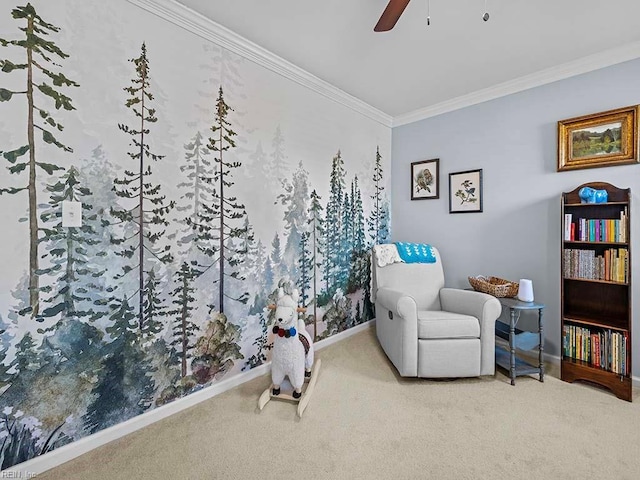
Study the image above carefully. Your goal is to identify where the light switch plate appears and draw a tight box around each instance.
[62,201,82,227]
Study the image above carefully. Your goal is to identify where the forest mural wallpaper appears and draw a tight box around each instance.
[0,0,391,470]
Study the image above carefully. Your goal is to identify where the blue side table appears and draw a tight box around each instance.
[495,297,545,386]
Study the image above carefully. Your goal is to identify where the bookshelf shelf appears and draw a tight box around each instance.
[563,241,628,246]
[561,182,632,402]
[563,277,628,286]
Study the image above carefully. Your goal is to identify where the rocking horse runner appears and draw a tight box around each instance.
[258,288,321,417]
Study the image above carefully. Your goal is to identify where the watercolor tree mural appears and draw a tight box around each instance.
[0,3,391,470]
[0,3,79,316]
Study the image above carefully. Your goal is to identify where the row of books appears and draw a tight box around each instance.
[562,248,628,283]
[563,324,628,375]
[563,209,628,242]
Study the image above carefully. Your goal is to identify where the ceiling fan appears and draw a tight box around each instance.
[374,0,491,32]
[374,0,411,32]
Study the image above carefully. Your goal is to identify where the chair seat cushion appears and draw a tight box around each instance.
[417,310,480,339]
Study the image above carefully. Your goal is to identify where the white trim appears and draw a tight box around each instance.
[314,319,374,350]
[5,320,375,476]
[393,41,640,127]
[125,0,392,128]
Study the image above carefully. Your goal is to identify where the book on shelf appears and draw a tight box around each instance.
[564,213,572,241]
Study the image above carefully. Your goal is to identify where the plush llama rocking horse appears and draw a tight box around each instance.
[257,288,321,417]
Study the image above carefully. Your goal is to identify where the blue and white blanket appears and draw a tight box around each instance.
[394,242,436,264]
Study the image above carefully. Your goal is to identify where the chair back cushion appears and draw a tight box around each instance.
[372,244,444,310]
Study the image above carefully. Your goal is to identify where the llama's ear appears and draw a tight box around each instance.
[278,287,284,299]
[292,289,299,303]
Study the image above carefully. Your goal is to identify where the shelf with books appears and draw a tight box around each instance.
[562,323,629,374]
[561,182,632,402]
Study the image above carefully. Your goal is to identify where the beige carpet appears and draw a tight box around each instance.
[37,327,640,480]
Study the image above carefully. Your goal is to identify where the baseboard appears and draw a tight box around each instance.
[5,320,375,476]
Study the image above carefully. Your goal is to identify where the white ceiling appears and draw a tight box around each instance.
[175,0,640,120]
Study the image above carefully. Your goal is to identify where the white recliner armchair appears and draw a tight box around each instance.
[372,244,501,378]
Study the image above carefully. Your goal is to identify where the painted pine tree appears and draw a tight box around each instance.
[339,179,354,287]
[168,262,200,378]
[243,310,271,370]
[247,239,267,315]
[277,161,310,283]
[347,176,368,295]
[263,255,274,297]
[368,146,389,246]
[78,147,123,323]
[198,44,250,168]
[268,125,288,186]
[177,131,212,258]
[247,140,267,180]
[0,4,79,316]
[38,166,107,325]
[298,230,313,308]
[352,177,366,253]
[269,232,284,286]
[111,43,174,331]
[307,189,325,339]
[324,150,346,296]
[0,317,13,389]
[191,86,249,314]
[140,268,168,341]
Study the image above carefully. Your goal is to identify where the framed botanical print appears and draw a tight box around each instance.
[449,169,482,213]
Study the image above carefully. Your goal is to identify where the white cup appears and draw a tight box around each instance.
[517,279,534,302]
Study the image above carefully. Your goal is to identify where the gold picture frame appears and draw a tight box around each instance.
[557,105,639,172]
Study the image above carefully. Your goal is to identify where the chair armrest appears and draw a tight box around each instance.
[376,287,417,320]
[440,288,501,376]
[440,288,501,325]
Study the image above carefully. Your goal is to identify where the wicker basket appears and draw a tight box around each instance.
[468,275,519,298]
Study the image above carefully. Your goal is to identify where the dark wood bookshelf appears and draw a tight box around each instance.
[561,182,632,401]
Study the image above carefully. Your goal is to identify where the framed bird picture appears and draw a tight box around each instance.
[449,169,483,213]
[411,158,439,200]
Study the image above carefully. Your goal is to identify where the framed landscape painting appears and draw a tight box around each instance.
[411,158,439,200]
[449,169,482,213]
[558,105,639,171]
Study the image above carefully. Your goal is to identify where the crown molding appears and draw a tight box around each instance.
[126,0,393,128]
[393,40,640,127]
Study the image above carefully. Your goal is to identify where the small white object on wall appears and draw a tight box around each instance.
[62,201,82,227]
[517,279,534,302]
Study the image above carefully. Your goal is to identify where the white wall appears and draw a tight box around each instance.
[392,58,640,376]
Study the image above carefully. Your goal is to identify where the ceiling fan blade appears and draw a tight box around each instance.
[374,0,411,32]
